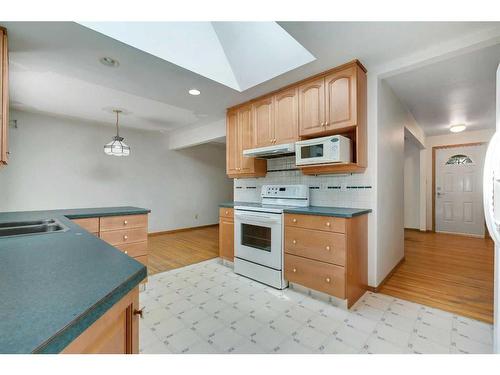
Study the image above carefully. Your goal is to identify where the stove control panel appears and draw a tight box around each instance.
[261,184,309,199]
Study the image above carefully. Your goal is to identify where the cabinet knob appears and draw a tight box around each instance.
[123,235,128,240]
[123,220,128,225]
[292,239,297,244]
[293,268,297,273]
[325,277,331,283]
[326,222,331,227]
[225,211,229,215]
[133,308,144,319]
[325,245,331,251]
[124,250,128,254]
[292,218,297,223]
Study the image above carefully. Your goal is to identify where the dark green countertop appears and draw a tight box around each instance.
[220,202,371,218]
[0,206,150,354]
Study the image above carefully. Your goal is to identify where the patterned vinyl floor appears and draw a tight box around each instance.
[139,259,493,354]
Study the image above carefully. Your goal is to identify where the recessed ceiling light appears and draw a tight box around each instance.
[188,89,201,96]
[99,56,119,68]
[450,124,466,133]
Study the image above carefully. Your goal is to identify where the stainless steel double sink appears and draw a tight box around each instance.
[0,219,69,238]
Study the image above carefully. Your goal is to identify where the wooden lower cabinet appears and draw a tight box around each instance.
[284,213,368,308]
[62,287,139,354]
[219,208,234,261]
[71,214,149,282]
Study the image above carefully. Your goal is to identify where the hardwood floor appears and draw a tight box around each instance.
[147,225,219,275]
[379,229,494,323]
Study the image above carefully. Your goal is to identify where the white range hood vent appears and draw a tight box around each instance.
[243,143,295,159]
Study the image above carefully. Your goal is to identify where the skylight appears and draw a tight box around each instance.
[78,22,315,92]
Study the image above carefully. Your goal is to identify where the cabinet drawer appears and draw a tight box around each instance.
[285,227,346,266]
[100,214,148,232]
[284,254,345,299]
[115,241,148,258]
[72,218,99,233]
[219,207,234,218]
[285,214,345,233]
[100,227,147,246]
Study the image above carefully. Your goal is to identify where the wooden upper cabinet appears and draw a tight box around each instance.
[325,66,357,131]
[226,110,239,175]
[238,105,254,173]
[252,97,274,148]
[298,77,325,137]
[226,106,266,178]
[0,27,9,166]
[274,87,299,144]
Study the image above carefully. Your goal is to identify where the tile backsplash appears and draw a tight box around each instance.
[234,156,373,209]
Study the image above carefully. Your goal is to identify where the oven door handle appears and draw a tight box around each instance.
[234,212,281,224]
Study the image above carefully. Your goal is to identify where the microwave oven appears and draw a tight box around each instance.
[295,135,352,166]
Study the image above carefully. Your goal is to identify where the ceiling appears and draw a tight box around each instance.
[2,21,499,132]
[386,42,500,136]
[79,22,315,92]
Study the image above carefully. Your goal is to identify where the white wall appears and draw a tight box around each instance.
[376,80,418,285]
[404,137,421,229]
[0,110,233,232]
[424,128,494,230]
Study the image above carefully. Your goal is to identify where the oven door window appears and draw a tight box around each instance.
[241,223,271,252]
[301,144,324,159]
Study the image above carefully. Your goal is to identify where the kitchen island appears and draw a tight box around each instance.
[0,206,150,354]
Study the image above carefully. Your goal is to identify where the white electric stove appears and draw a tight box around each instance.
[234,185,309,289]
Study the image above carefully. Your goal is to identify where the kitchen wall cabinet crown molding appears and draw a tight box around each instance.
[226,60,367,178]
[0,27,9,166]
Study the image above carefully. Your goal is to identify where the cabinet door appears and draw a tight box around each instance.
[62,288,139,354]
[274,87,298,144]
[226,110,239,174]
[238,105,255,173]
[0,28,8,166]
[252,96,274,148]
[325,66,357,131]
[219,217,234,261]
[298,77,325,137]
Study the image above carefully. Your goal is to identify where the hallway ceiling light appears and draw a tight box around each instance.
[104,109,130,156]
[188,89,201,96]
[449,124,466,133]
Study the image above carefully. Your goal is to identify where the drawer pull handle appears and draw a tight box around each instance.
[292,239,297,244]
[325,245,331,251]
[325,277,331,283]
[293,268,297,273]
[292,218,297,223]
[326,222,331,227]
[123,235,128,240]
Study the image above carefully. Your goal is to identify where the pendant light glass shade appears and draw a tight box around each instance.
[104,136,130,156]
[104,110,130,156]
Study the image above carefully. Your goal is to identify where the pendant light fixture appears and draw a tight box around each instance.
[104,109,130,157]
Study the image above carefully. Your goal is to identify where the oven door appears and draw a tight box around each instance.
[234,210,282,270]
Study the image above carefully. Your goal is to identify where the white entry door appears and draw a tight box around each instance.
[435,144,486,236]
